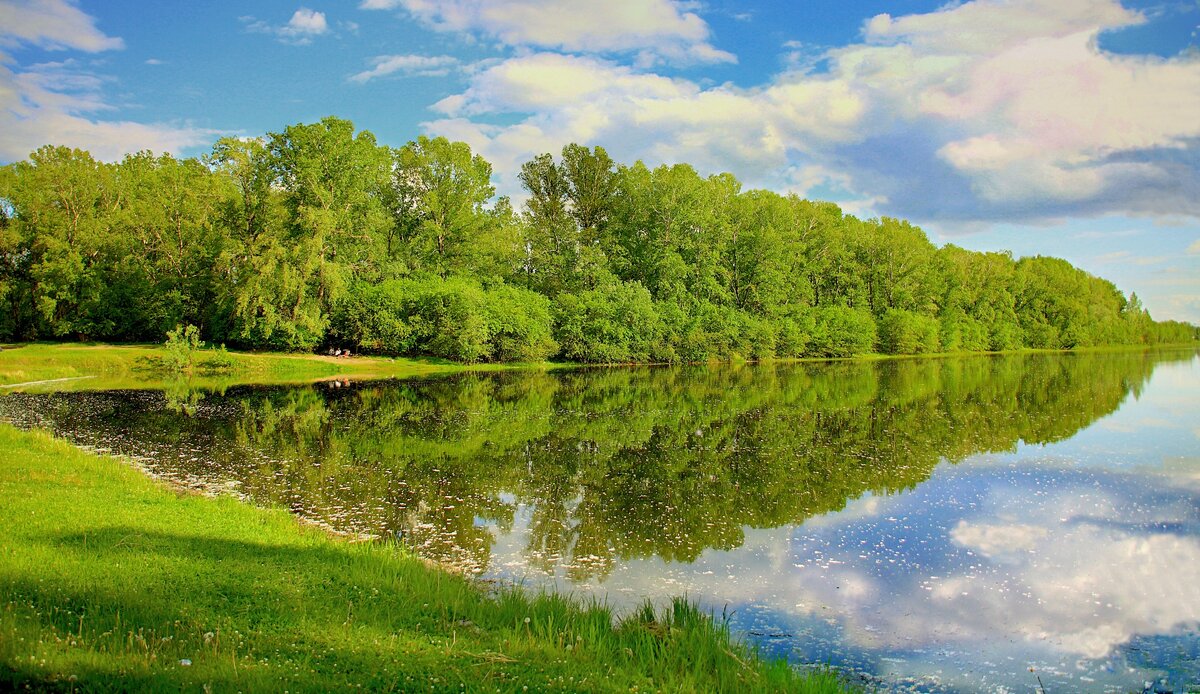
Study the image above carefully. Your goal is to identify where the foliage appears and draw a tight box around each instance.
[162,323,204,372]
[554,281,660,363]
[198,343,237,372]
[878,309,940,355]
[332,276,557,363]
[808,306,877,358]
[0,118,1194,361]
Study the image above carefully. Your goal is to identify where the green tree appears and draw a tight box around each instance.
[518,153,577,294]
[394,136,496,276]
[1,146,120,338]
[561,144,617,244]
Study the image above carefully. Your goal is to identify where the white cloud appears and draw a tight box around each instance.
[421,0,1200,227]
[423,51,863,199]
[949,520,1047,555]
[359,0,734,65]
[0,2,218,162]
[244,7,329,45]
[350,54,459,83]
[862,0,1139,54]
[0,0,124,52]
[1188,239,1200,254]
[281,8,328,38]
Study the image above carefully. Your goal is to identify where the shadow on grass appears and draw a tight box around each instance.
[4,525,836,692]
[2,526,525,692]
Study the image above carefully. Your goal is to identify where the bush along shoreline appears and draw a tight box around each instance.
[0,117,1195,364]
[0,424,847,692]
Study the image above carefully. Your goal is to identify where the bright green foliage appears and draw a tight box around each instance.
[1,146,119,338]
[554,281,660,363]
[394,136,500,277]
[0,118,1194,358]
[105,152,229,339]
[518,152,578,294]
[267,117,392,304]
[162,323,203,372]
[808,306,878,358]
[878,309,940,354]
[515,145,620,296]
[561,144,617,241]
[332,277,557,363]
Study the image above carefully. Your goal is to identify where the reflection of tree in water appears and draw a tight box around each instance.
[3,350,1191,577]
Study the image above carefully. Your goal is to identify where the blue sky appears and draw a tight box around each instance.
[1,0,1198,322]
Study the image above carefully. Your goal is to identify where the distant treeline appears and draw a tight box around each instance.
[0,117,1194,361]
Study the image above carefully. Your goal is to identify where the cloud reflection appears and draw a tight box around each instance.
[490,462,1200,690]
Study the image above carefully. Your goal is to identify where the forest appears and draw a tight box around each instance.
[0,116,1194,362]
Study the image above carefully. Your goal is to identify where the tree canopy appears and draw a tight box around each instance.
[0,117,1194,360]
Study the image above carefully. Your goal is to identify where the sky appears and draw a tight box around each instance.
[1,0,1198,323]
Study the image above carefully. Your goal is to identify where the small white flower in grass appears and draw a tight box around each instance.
[179,659,191,666]
[523,617,530,624]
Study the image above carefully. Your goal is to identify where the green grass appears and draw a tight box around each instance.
[0,425,847,692]
[4,341,1193,393]
[0,343,549,392]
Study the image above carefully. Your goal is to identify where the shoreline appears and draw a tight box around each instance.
[0,423,844,692]
[2,340,1195,392]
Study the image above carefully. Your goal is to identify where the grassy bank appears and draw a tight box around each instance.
[6,341,1195,393]
[0,343,539,392]
[0,425,844,692]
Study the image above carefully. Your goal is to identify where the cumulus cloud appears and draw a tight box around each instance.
[350,54,459,83]
[423,51,861,199]
[0,2,217,162]
[244,7,329,45]
[282,8,328,37]
[420,0,1200,226]
[359,0,734,65]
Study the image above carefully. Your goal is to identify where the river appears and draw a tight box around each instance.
[2,350,1197,692]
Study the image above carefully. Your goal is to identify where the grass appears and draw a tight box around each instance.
[0,424,847,692]
[0,343,547,392]
[4,341,1193,393]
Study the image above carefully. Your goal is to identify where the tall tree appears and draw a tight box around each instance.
[107,152,229,338]
[268,116,392,294]
[560,144,616,245]
[394,136,495,276]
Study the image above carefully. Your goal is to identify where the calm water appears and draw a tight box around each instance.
[3,351,1198,692]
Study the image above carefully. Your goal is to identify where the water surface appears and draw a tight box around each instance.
[3,350,1197,692]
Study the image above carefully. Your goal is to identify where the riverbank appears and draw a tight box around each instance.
[0,424,844,692]
[4,341,1195,394]
[0,343,545,392]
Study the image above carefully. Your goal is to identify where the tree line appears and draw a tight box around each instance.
[0,116,1194,361]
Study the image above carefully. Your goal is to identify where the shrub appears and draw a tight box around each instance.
[878,309,940,354]
[162,323,203,372]
[554,281,660,363]
[332,277,556,363]
[198,344,237,372]
[807,306,876,358]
